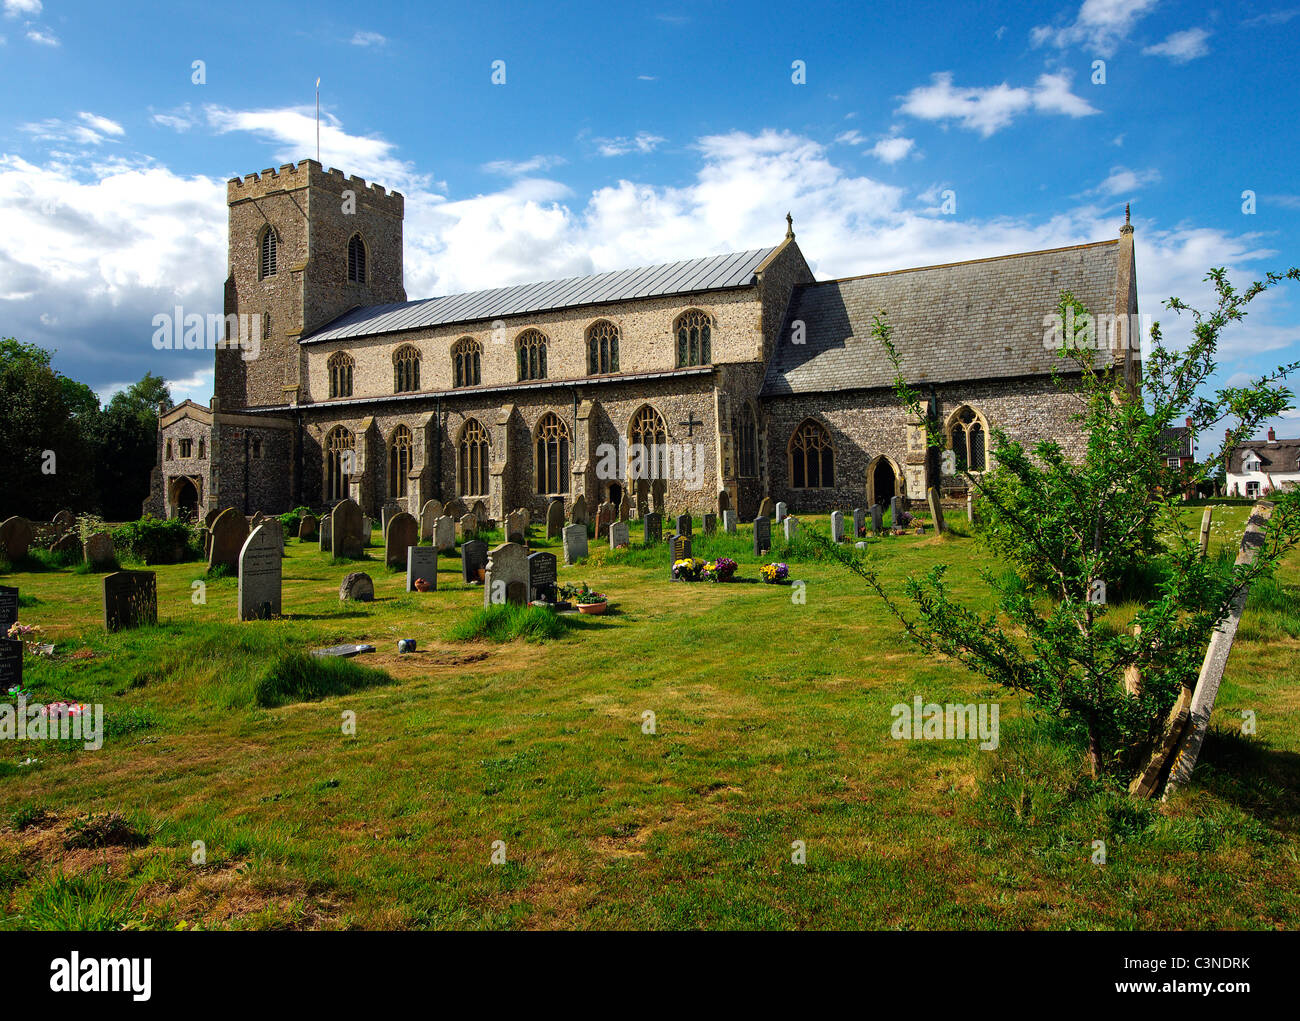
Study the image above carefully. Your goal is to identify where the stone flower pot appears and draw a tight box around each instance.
[577,600,608,615]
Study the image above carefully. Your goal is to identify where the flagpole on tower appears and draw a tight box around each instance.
[315,77,321,162]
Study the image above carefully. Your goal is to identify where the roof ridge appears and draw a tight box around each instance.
[810,239,1118,287]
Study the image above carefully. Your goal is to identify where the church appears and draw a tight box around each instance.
[146,158,1139,523]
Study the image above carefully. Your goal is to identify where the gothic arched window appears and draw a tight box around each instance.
[628,404,668,482]
[393,344,421,393]
[452,337,481,388]
[388,424,412,498]
[535,412,569,495]
[328,351,354,398]
[789,418,834,489]
[675,309,712,367]
[458,418,490,497]
[587,320,620,375]
[517,329,548,381]
[948,406,988,472]
[259,226,278,279]
[325,426,355,502]
[347,234,367,284]
[733,403,758,477]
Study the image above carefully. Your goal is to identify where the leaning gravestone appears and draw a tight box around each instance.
[332,500,365,559]
[406,545,438,592]
[618,494,631,522]
[471,499,488,520]
[757,497,773,519]
[609,520,630,548]
[870,504,883,536]
[703,513,716,536]
[50,532,80,557]
[319,515,333,554]
[570,495,589,527]
[927,487,947,534]
[208,509,249,572]
[385,511,418,568]
[204,508,222,529]
[675,514,692,538]
[339,572,374,602]
[102,571,157,632]
[562,523,588,565]
[52,509,75,534]
[420,499,443,541]
[670,534,691,579]
[831,511,845,543]
[461,539,488,583]
[434,515,456,553]
[237,524,282,621]
[774,502,788,523]
[298,512,318,540]
[0,637,22,693]
[528,551,558,603]
[753,516,772,556]
[0,516,34,562]
[643,512,662,546]
[483,542,529,608]
[546,500,565,540]
[0,585,18,636]
[84,532,115,569]
[722,510,737,534]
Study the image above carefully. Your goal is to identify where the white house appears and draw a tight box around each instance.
[1226,428,1300,498]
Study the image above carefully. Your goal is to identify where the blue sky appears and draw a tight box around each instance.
[2,0,1299,446]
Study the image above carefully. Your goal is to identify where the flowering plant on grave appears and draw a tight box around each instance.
[7,622,48,656]
[703,557,738,582]
[673,558,705,581]
[560,581,606,605]
[760,562,789,584]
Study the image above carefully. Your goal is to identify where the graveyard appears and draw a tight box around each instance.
[1,500,1298,930]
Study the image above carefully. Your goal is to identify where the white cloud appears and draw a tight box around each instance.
[637,74,658,81]
[21,112,125,146]
[481,154,566,176]
[1092,165,1161,196]
[349,30,386,47]
[4,0,42,16]
[1142,28,1211,63]
[595,132,667,157]
[78,112,125,137]
[151,104,200,132]
[25,27,57,45]
[835,130,865,145]
[870,135,916,164]
[1031,0,1161,57]
[898,71,1097,136]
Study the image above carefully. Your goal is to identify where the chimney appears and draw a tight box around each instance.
[1185,417,1192,428]
[1268,427,1277,442]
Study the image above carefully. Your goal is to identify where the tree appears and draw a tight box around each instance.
[89,373,172,521]
[816,268,1300,781]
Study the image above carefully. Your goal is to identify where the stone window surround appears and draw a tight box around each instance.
[788,416,835,490]
[945,404,991,474]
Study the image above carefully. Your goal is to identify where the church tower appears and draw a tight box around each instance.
[215,159,406,412]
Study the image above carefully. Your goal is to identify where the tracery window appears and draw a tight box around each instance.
[517,329,548,381]
[789,419,834,489]
[535,412,569,494]
[587,320,620,375]
[675,309,712,367]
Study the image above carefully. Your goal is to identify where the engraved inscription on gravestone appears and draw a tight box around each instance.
[102,571,158,632]
[0,585,17,636]
[753,516,771,556]
[528,551,558,603]
[0,637,22,692]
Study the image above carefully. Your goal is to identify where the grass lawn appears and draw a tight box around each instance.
[1,505,1297,930]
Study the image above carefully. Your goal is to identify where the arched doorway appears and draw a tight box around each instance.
[169,477,200,520]
[608,482,624,508]
[867,455,900,509]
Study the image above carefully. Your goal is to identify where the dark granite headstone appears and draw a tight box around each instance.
[528,551,558,603]
[102,571,157,632]
[670,533,692,579]
[461,539,488,584]
[643,512,662,546]
[0,637,21,692]
[703,513,716,535]
[675,514,692,537]
[0,585,17,636]
[753,516,771,556]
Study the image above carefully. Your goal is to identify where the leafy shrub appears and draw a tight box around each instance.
[111,515,201,565]
[254,651,393,708]
[278,505,313,539]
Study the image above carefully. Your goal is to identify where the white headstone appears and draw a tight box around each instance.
[609,520,630,548]
[830,511,845,543]
[775,502,788,523]
[434,515,456,552]
[237,524,282,621]
[783,516,800,542]
[563,523,588,565]
[722,510,737,534]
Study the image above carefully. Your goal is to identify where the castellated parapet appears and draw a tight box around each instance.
[226,160,405,218]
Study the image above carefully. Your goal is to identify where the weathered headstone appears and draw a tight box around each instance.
[830,511,845,543]
[471,499,488,521]
[443,498,467,520]
[208,509,248,572]
[652,479,666,515]
[618,494,631,522]
[0,517,34,562]
[505,509,527,544]
[0,638,21,693]
[643,512,662,546]
[595,502,614,541]
[775,502,788,523]
[385,511,418,568]
[852,507,865,538]
[546,499,565,540]
[52,509,76,534]
[50,532,80,557]
[570,495,589,526]
[237,524,282,620]
[889,496,903,529]
[528,551,558,603]
[381,500,402,535]
[784,516,800,542]
[703,513,716,536]
[757,497,773,519]
[406,545,438,592]
[927,487,946,534]
[298,512,318,540]
[722,510,737,534]
[461,538,489,583]
[718,490,730,514]
[434,515,456,553]
[339,572,374,602]
[753,516,771,556]
[319,515,333,554]
[562,523,588,565]
[675,514,692,537]
[361,517,373,547]
[102,571,157,632]
[870,504,883,535]
[670,534,692,579]
[419,499,443,541]
[967,490,976,525]
[83,532,115,570]
[204,508,222,529]
[0,585,18,636]
[635,479,650,518]
[331,499,365,559]
[609,520,630,548]
[484,542,529,608]
[457,512,478,539]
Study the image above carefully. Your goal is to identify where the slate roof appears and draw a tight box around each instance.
[1160,426,1193,459]
[302,246,780,343]
[762,240,1120,395]
[1229,440,1300,474]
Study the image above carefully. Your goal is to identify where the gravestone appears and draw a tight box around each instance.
[433,515,456,553]
[381,500,402,535]
[508,509,529,544]
[675,514,692,538]
[339,572,374,602]
[458,512,478,539]
[570,495,589,526]
[643,512,662,546]
[651,479,666,515]
[669,534,692,579]
[204,508,222,529]
[753,516,772,556]
[331,499,365,559]
[483,542,529,608]
[249,511,265,533]
[562,523,588,565]
[385,511,418,568]
[889,496,903,529]
[870,504,883,535]
[0,638,21,693]
[852,507,865,538]
[50,532,80,557]
[361,517,373,547]
[419,499,443,541]
[703,513,716,536]
[757,497,773,519]
[406,545,438,592]
[443,498,467,520]
[618,494,631,522]
[634,479,650,518]
[784,517,800,542]
[927,487,946,534]
[546,500,565,540]
[0,516,34,562]
[102,571,157,632]
[718,490,730,514]
[831,511,845,543]
[52,509,76,534]
[0,585,18,636]
[528,551,558,603]
[471,499,488,521]
[208,509,248,572]
[263,518,285,557]
[967,490,975,525]
[298,512,318,540]
[774,502,788,523]
[609,520,630,548]
[461,539,489,583]
[201,527,212,559]
[595,502,614,541]
[237,524,282,621]
[319,515,333,554]
[84,532,115,569]
[722,510,737,534]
